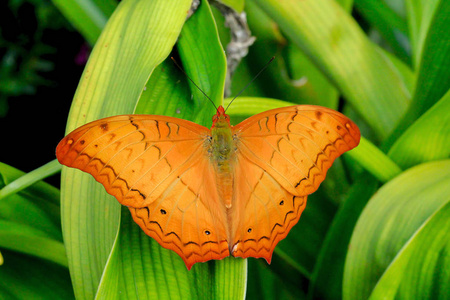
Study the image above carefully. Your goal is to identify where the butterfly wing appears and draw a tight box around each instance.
[56,115,229,269]
[230,105,360,261]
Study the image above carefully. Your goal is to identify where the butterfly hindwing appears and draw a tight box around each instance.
[129,156,230,269]
[230,155,307,262]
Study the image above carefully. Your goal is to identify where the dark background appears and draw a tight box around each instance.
[0,0,86,186]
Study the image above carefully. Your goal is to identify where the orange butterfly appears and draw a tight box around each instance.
[56,104,360,269]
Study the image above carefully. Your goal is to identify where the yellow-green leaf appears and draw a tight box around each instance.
[60,1,192,298]
[344,160,450,299]
[252,0,410,140]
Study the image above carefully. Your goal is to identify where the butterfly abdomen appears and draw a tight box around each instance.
[210,116,236,210]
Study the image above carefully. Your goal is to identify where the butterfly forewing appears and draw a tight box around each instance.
[233,105,360,196]
[57,115,207,205]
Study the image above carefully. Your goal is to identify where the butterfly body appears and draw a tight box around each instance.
[57,104,360,269]
[210,106,236,209]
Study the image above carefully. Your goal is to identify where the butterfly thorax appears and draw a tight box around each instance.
[210,106,236,209]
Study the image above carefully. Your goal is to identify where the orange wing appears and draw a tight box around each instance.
[230,105,360,262]
[56,115,229,269]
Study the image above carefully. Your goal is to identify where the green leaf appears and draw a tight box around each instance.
[51,0,116,45]
[283,42,339,109]
[354,0,410,63]
[405,0,440,68]
[410,0,450,114]
[346,137,402,183]
[60,1,193,299]
[343,160,450,300]
[177,0,227,126]
[389,89,450,168]
[224,96,293,116]
[0,220,67,267]
[272,191,336,278]
[97,207,247,299]
[368,201,450,300]
[235,0,339,109]
[0,162,61,240]
[135,60,193,119]
[308,174,378,300]
[252,0,410,140]
[95,1,246,299]
[386,0,450,147]
[0,160,61,201]
[217,0,245,12]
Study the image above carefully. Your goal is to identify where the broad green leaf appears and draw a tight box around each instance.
[386,0,450,146]
[405,0,440,68]
[383,50,415,94]
[368,201,450,300]
[135,60,194,118]
[354,0,410,63]
[308,174,378,300]
[283,42,339,109]
[252,0,410,140]
[98,208,246,300]
[389,89,450,168]
[60,1,192,299]
[410,0,450,113]
[51,0,115,45]
[96,1,246,299]
[343,160,450,300]
[176,5,246,297]
[177,0,227,126]
[236,0,339,109]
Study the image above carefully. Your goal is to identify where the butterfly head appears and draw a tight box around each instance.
[212,105,230,128]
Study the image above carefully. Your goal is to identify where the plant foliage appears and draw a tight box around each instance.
[0,0,449,299]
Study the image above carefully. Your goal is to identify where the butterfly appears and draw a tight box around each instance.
[56,104,360,270]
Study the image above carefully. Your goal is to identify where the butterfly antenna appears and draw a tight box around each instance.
[170,57,218,111]
[224,56,275,112]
